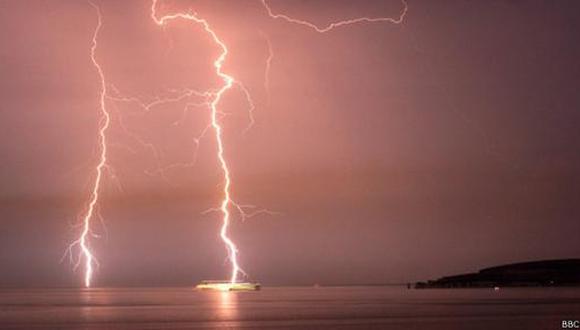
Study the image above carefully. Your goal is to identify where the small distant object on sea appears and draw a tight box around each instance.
[414,259,580,289]
[196,280,261,291]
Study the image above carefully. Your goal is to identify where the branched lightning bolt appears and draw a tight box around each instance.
[261,0,408,33]
[144,0,406,285]
[107,86,213,183]
[63,0,406,288]
[259,0,407,111]
[151,0,249,283]
[66,1,110,288]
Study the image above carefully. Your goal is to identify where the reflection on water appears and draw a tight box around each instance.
[51,287,240,325]
[77,288,118,323]
[216,290,238,320]
[0,286,579,329]
[78,288,93,321]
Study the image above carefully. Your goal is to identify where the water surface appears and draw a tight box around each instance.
[0,286,578,329]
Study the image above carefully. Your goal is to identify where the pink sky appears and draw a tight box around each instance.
[0,0,579,287]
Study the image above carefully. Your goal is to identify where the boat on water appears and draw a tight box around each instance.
[196,280,261,291]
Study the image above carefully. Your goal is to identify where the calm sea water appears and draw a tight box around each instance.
[0,286,578,329]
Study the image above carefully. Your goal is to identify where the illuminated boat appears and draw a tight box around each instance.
[196,280,261,291]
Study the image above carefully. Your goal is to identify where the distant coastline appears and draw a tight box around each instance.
[415,259,580,289]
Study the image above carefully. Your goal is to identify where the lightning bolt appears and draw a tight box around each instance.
[259,31,274,105]
[144,0,405,286]
[150,0,248,284]
[259,0,407,114]
[261,0,408,33]
[66,1,110,288]
[107,86,212,183]
[64,0,406,288]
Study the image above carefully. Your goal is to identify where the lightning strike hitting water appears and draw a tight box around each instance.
[67,1,110,288]
[64,0,406,288]
[144,0,407,286]
[151,0,246,284]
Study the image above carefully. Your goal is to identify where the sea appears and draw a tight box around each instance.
[0,286,578,329]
